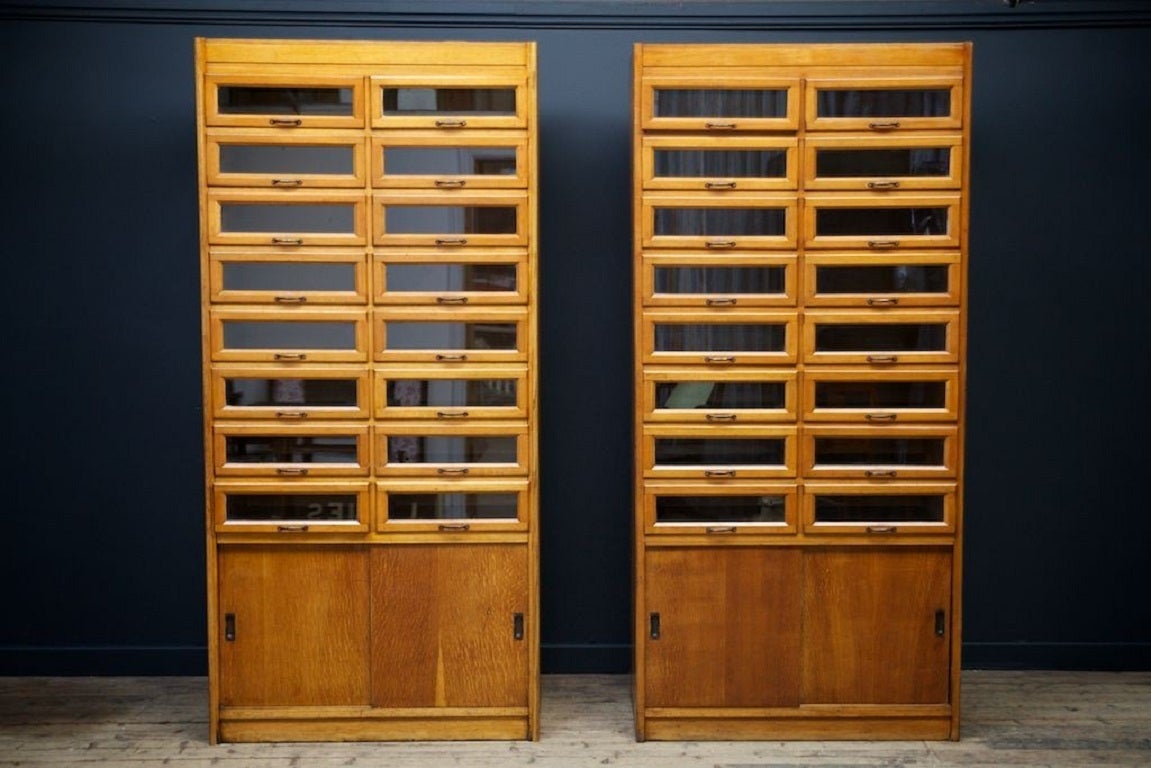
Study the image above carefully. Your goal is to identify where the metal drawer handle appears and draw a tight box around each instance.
[436,410,470,419]
[273,295,308,304]
[865,413,898,423]
[272,237,303,246]
[271,178,304,187]
[704,181,737,190]
[269,118,302,127]
[705,297,737,307]
[868,121,902,130]
[435,238,468,246]
[437,467,470,476]
[705,121,737,130]
[277,524,310,532]
[435,119,468,128]
[438,523,471,532]
[275,468,309,476]
[705,239,736,249]
[435,353,468,362]
[704,470,736,478]
[275,411,309,419]
[705,413,737,422]
[706,526,737,534]
[436,296,469,305]
[273,353,307,361]
[434,179,467,188]
[865,469,898,479]
[704,355,736,364]
[866,355,898,364]
[867,525,898,534]
[867,240,900,249]
[866,297,899,307]
[867,180,901,190]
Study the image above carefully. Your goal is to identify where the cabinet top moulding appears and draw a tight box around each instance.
[199,38,534,68]
[636,42,970,69]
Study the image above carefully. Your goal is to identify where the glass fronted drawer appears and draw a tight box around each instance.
[801,425,958,479]
[204,75,364,129]
[804,193,961,250]
[372,191,528,248]
[374,250,527,306]
[640,75,800,131]
[208,248,367,305]
[642,254,796,308]
[214,423,370,477]
[374,365,528,421]
[802,310,960,365]
[371,73,529,129]
[207,189,367,247]
[372,132,528,189]
[643,310,797,366]
[210,308,369,363]
[801,482,957,536]
[642,424,797,479]
[213,480,370,533]
[374,307,529,363]
[641,136,797,191]
[643,481,797,535]
[375,423,529,477]
[804,76,963,131]
[376,478,529,533]
[804,133,963,191]
[642,193,797,250]
[204,130,366,188]
[643,367,797,423]
[804,251,960,308]
[802,368,960,423]
[211,365,370,420]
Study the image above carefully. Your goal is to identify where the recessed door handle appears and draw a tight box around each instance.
[513,613,525,641]
[224,613,236,642]
[649,612,661,639]
[935,609,947,637]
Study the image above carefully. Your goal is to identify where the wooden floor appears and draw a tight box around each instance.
[1,672,1148,766]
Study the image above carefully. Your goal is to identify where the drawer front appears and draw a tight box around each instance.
[204,74,365,129]
[804,133,964,191]
[207,189,367,247]
[804,251,961,308]
[643,367,797,424]
[801,425,959,479]
[372,132,528,189]
[642,193,798,250]
[643,481,798,535]
[208,248,368,305]
[214,423,370,477]
[643,310,798,366]
[370,73,530,129]
[213,480,370,533]
[210,308,369,363]
[374,250,528,306]
[801,481,957,536]
[643,424,797,480]
[376,479,529,533]
[640,76,800,131]
[374,365,529,421]
[802,368,960,424]
[211,365,371,420]
[804,193,962,250]
[375,423,529,477]
[373,191,528,248]
[642,254,797,308]
[204,130,367,188]
[802,310,960,365]
[804,75,964,131]
[641,135,798,192]
[374,307,529,364]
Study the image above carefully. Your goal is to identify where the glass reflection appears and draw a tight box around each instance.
[225,377,358,408]
[654,437,785,466]
[384,322,517,351]
[386,379,517,408]
[654,207,786,236]
[654,266,785,295]
[382,88,516,116]
[225,494,358,522]
[386,435,517,464]
[218,86,353,116]
[815,148,950,178]
[655,381,785,410]
[814,495,944,524]
[815,265,948,294]
[816,89,950,118]
[388,492,518,520]
[654,89,788,118]
[814,381,946,409]
[815,207,948,237]
[655,323,785,352]
[219,144,354,175]
[219,203,355,233]
[222,321,356,350]
[655,495,786,524]
[814,323,946,352]
[222,262,356,292]
[813,437,945,466]
[225,435,358,463]
[653,149,787,179]
[383,146,517,176]
[385,205,517,235]
[385,263,517,293]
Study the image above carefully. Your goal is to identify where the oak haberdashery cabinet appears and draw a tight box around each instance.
[196,38,539,743]
[632,42,972,740]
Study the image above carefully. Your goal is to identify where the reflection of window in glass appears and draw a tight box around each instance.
[813,437,945,466]
[220,144,354,175]
[225,435,358,464]
[654,149,787,179]
[815,207,948,237]
[654,437,786,466]
[388,492,518,520]
[225,377,358,407]
[815,265,948,294]
[655,495,786,523]
[385,205,517,235]
[654,89,788,118]
[386,379,517,408]
[222,321,357,350]
[220,203,355,233]
[382,88,516,116]
[218,86,353,116]
[383,146,517,176]
[387,435,518,464]
[816,88,950,118]
[654,266,786,295]
[225,494,359,521]
[222,262,356,292]
[814,495,944,524]
[384,321,518,351]
[656,381,786,410]
[385,263,517,292]
[655,323,786,353]
[654,207,786,237]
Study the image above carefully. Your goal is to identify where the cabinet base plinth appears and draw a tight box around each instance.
[218,708,531,742]
[641,708,955,741]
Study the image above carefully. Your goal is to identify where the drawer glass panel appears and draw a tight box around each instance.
[654,323,786,353]
[656,494,787,524]
[224,493,360,523]
[654,437,785,466]
[387,378,518,409]
[654,89,788,119]
[654,207,786,237]
[226,376,358,409]
[222,320,356,350]
[654,266,786,295]
[654,149,787,179]
[816,89,951,119]
[223,262,356,293]
[814,323,947,352]
[218,86,354,117]
[219,144,354,175]
[219,202,356,234]
[385,205,517,235]
[384,146,517,177]
[384,322,517,351]
[816,265,948,295]
[388,492,518,521]
[225,435,359,464]
[382,88,516,116]
[815,381,947,410]
[386,435,517,464]
[813,494,944,524]
[815,207,949,237]
[813,437,945,466]
[385,263,517,293]
[655,381,786,411]
[815,147,950,179]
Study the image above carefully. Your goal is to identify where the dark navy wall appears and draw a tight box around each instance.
[1,0,1149,674]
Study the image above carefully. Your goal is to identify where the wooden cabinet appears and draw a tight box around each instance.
[633,43,970,741]
[197,39,539,743]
